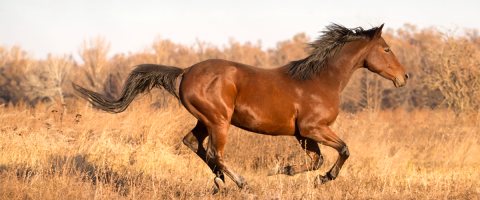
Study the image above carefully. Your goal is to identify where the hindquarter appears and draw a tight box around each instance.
[179,60,238,127]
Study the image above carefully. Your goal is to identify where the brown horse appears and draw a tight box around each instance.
[73,23,408,189]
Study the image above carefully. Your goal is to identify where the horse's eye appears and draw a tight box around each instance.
[385,49,390,52]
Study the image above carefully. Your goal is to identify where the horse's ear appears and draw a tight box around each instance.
[374,24,384,39]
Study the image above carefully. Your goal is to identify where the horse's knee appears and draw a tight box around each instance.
[183,132,200,152]
[340,145,350,159]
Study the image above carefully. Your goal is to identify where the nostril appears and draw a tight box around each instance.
[405,74,409,79]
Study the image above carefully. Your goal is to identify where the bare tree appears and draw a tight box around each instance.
[0,45,34,104]
[270,33,309,67]
[78,36,110,91]
[46,54,74,104]
[423,29,480,116]
[23,54,73,105]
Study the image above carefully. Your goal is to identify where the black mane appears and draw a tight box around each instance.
[285,23,382,80]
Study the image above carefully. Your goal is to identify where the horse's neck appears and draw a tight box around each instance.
[316,42,367,93]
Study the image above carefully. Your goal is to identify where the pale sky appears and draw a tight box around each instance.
[1,0,479,62]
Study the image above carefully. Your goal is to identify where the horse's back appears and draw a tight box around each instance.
[180,59,279,95]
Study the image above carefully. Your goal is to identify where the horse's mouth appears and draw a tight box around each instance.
[393,77,407,88]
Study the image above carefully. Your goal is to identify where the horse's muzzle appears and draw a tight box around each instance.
[394,73,409,88]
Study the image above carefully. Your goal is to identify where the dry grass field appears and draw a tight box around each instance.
[1,24,480,199]
[0,97,479,199]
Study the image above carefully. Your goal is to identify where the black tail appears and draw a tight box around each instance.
[73,64,185,113]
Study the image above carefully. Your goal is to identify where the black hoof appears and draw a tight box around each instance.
[237,177,248,189]
[267,164,280,176]
[314,175,331,187]
[212,177,225,195]
[214,177,225,189]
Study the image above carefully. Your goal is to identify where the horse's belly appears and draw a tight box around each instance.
[230,107,296,135]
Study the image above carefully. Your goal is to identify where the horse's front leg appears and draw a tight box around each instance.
[268,137,324,176]
[300,125,350,185]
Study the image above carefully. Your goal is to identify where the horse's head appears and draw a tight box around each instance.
[364,24,408,87]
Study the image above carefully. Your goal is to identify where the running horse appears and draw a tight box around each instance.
[73,24,408,189]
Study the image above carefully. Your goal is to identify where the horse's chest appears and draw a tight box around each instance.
[296,96,340,127]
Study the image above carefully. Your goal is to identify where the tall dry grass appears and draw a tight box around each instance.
[0,98,479,199]
[0,24,480,199]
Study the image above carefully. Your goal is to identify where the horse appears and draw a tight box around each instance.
[73,23,408,190]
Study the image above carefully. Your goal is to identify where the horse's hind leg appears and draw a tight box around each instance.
[205,123,248,189]
[267,137,324,176]
[183,122,225,184]
[183,121,247,189]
